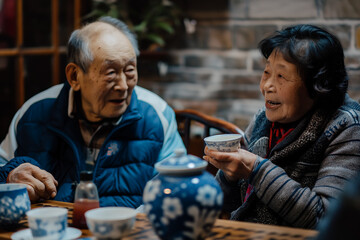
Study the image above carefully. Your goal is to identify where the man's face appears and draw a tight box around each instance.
[76,24,138,122]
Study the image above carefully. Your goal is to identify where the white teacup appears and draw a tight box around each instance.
[26,207,68,240]
[204,134,242,152]
[85,207,136,239]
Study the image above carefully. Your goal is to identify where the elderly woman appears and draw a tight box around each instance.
[204,24,360,229]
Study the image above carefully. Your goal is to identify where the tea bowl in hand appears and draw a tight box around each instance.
[204,134,242,152]
[0,183,31,229]
[85,207,136,240]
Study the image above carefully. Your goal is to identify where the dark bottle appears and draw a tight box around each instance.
[72,171,99,229]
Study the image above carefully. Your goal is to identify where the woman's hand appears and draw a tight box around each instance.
[203,146,258,182]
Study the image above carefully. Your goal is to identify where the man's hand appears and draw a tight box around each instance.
[7,163,58,202]
[203,146,257,181]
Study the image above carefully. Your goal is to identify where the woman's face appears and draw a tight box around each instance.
[260,51,315,123]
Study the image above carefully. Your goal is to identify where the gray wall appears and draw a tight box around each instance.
[138,0,360,130]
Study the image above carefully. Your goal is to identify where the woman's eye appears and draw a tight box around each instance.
[278,74,288,80]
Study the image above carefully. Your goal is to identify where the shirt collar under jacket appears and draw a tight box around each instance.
[67,88,123,125]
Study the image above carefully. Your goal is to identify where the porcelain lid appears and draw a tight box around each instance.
[155,149,208,175]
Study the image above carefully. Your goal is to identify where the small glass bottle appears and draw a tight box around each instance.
[72,171,100,229]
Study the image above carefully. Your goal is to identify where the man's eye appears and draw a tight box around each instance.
[125,67,135,73]
[125,69,136,77]
[106,70,116,75]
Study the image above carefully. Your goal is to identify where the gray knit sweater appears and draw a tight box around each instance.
[216,95,360,229]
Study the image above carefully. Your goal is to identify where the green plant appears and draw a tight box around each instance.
[84,0,182,51]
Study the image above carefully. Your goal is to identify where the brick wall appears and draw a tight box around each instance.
[137,0,360,131]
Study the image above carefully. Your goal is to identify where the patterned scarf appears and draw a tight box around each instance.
[233,107,335,225]
[244,122,296,202]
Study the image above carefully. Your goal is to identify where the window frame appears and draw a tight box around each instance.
[0,0,82,108]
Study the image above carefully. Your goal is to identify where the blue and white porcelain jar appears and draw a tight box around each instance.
[143,149,223,240]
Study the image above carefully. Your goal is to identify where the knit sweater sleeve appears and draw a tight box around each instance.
[249,112,360,229]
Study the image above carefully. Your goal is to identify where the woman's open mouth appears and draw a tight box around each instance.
[265,100,280,109]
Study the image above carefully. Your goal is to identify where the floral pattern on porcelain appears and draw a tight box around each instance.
[85,207,136,239]
[27,207,68,240]
[0,184,31,227]
[204,134,242,152]
[205,140,239,152]
[28,216,67,239]
[143,150,223,240]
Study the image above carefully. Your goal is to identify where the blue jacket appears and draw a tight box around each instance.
[0,83,185,207]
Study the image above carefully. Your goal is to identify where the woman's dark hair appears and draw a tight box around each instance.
[258,24,348,109]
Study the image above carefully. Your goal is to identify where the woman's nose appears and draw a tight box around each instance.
[262,76,275,93]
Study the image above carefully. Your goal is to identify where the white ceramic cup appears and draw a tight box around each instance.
[204,134,242,152]
[26,207,68,240]
[85,207,136,239]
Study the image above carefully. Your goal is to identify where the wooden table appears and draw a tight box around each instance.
[0,200,318,240]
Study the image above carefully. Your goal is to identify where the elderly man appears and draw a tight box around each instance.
[0,16,185,207]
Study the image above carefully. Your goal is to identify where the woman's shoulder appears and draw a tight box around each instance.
[341,94,360,110]
[335,95,360,123]
[324,96,360,139]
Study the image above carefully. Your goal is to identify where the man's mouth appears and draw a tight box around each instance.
[267,100,280,105]
[110,99,126,104]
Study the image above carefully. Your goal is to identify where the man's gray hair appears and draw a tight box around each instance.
[67,16,139,73]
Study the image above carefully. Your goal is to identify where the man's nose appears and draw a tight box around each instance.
[113,73,128,91]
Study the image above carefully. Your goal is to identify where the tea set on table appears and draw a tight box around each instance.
[0,134,241,240]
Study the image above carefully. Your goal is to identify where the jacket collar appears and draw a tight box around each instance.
[48,83,142,136]
[116,87,142,125]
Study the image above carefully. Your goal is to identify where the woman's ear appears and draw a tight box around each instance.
[65,63,81,91]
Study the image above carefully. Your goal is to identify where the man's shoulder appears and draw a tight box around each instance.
[21,84,64,110]
[134,86,168,112]
[16,84,65,123]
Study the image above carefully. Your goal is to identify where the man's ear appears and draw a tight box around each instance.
[65,63,81,91]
